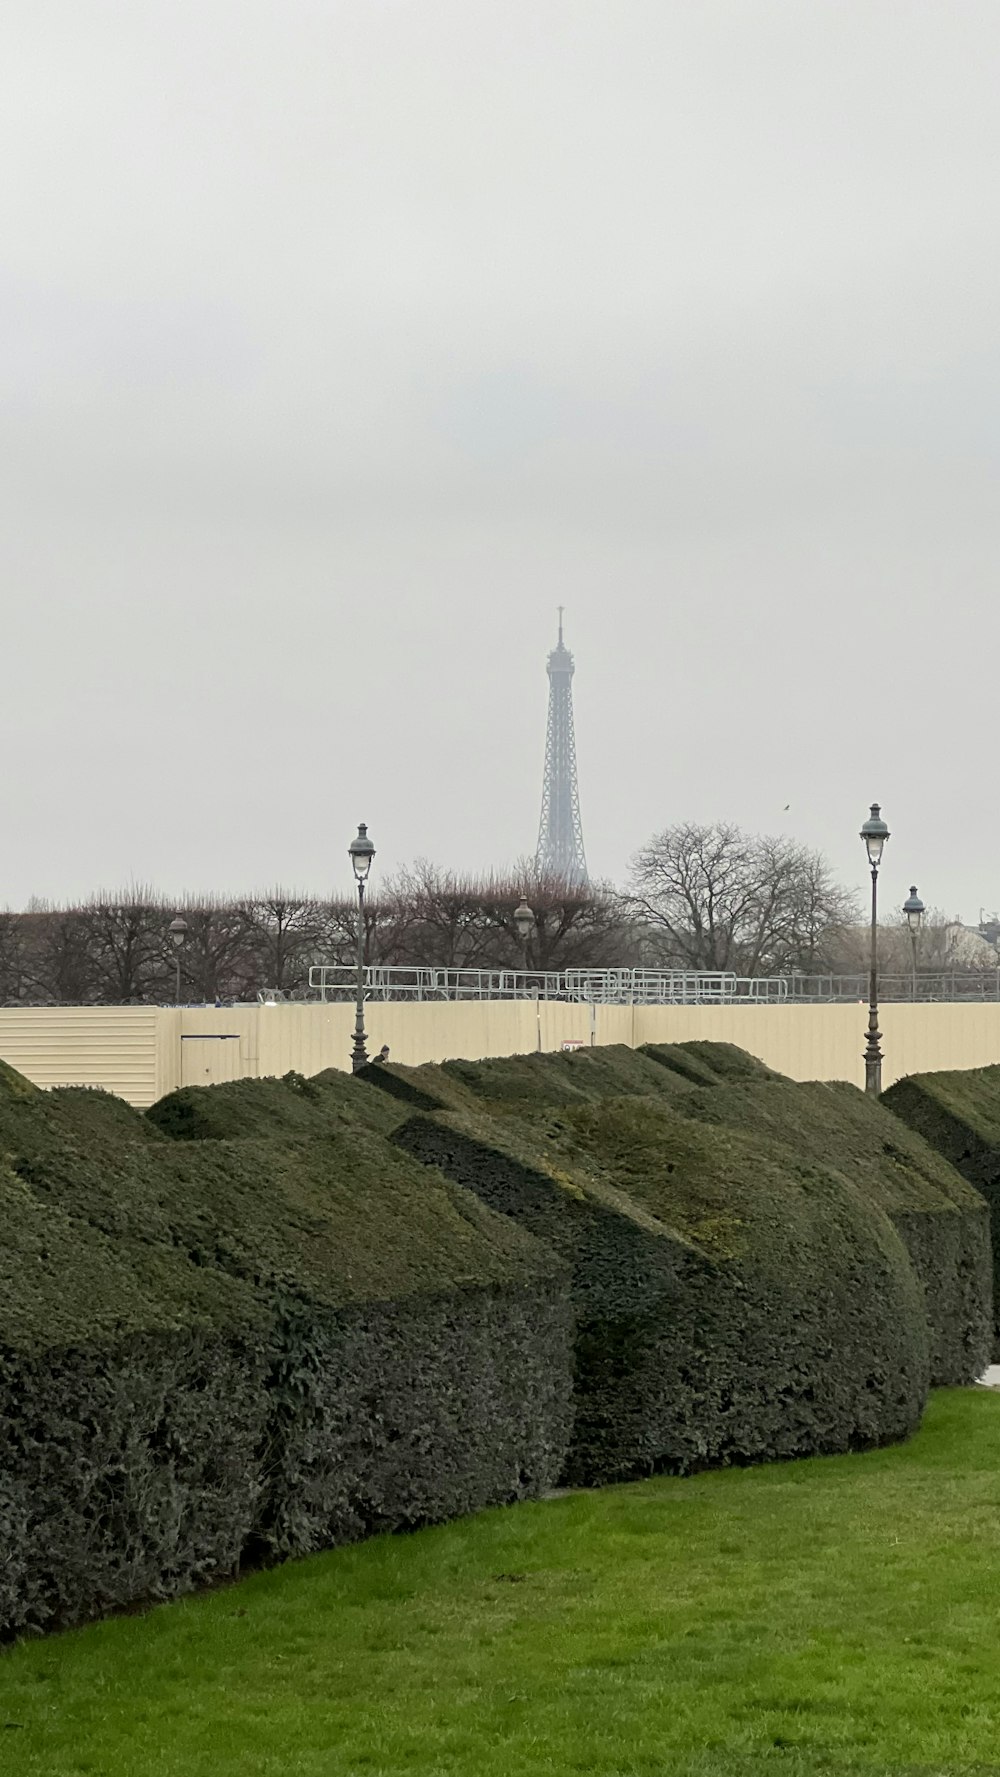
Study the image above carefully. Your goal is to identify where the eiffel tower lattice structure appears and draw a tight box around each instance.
[535,609,588,886]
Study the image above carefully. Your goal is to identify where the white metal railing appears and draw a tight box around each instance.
[309,966,765,1004]
[305,965,1000,1006]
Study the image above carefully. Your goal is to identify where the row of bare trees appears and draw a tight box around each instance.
[0,866,629,1005]
[0,825,972,1005]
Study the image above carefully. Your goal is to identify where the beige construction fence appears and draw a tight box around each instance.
[1,999,1000,1108]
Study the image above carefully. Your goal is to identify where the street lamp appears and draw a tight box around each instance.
[860,803,890,1094]
[902,885,925,1003]
[348,823,376,1072]
[168,916,188,1007]
[513,896,536,976]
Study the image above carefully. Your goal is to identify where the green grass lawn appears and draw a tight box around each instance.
[5,1391,1000,1777]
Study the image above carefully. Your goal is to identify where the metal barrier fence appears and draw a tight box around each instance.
[306,965,1000,1006]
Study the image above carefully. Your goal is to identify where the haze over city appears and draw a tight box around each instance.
[2,2,997,921]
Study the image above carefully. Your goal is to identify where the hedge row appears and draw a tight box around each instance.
[0,1062,571,1638]
[369,1043,989,1391]
[4,1037,989,1639]
[390,1089,929,1485]
[155,1043,987,1490]
[883,1064,1000,1356]
[674,1079,991,1387]
[344,1048,942,1483]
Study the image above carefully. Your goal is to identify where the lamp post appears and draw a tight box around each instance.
[902,885,925,1003]
[513,896,535,978]
[860,803,890,1095]
[168,916,188,1006]
[349,823,375,1072]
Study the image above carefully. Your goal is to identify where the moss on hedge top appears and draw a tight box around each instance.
[0,1058,43,1102]
[49,1085,166,1146]
[0,1157,267,1354]
[440,1054,597,1107]
[443,1045,697,1107]
[357,1042,781,1126]
[639,1041,785,1087]
[674,1080,984,1218]
[147,1070,403,1144]
[150,1133,561,1309]
[0,1063,564,1358]
[410,1087,900,1266]
[882,1066,1000,1151]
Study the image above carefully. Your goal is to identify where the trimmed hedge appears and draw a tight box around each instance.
[147,1068,403,1143]
[640,1041,785,1087]
[883,1065,1000,1356]
[389,1088,929,1485]
[366,1044,989,1388]
[6,1036,982,1638]
[675,1080,991,1386]
[438,1046,692,1108]
[361,1042,778,1116]
[0,1064,573,1637]
[0,1098,272,1637]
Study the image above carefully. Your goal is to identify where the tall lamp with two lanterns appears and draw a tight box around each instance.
[348,823,376,1073]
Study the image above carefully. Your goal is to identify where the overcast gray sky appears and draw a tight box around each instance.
[2,1,997,919]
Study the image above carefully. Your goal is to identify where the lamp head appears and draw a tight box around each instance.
[860,803,890,868]
[169,916,189,949]
[349,822,376,883]
[903,885,925,933]
[513,896,536,943]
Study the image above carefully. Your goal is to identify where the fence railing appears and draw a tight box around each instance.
[305,965,1000,1006]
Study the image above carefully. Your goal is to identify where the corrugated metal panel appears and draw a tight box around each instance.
[0,1007,160,1106]
[1,1000,1000,1109]
[181,1033,247,1087]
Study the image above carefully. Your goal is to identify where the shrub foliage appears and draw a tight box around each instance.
[364,1052,932,1484]
[674,1078,991,1387]
[384,1043,989,1391]
[0,1064,571,1638]
[883,1064,1000,1356]
[2,1038,987,1640]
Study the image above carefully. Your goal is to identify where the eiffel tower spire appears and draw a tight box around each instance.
[535,611,588,885]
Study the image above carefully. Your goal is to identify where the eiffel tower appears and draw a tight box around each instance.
[535,609,588,886]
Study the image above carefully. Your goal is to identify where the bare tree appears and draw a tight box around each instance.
[172,899,253,1004]
[0,910,34,1004]
[479,863,633,972]
[80,887,170,1003]
[627,822,858,975]
[21,907,97,1004]
[377,862,519,969]
[234,890,327,996]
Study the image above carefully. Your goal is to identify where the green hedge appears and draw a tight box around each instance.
[365,1045,987,1389]
[0,1101,272,1638]
[5,1037,978,1639]
[389,1089,929,1485]
[365,1042,778,1114]
[639,1041,785,1087]
[147,1068,403,1143]
[0,1066,572,1637]
[438,1046,692,1108]
[883,1065,1000,1356]
[674,1080,991,1386]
